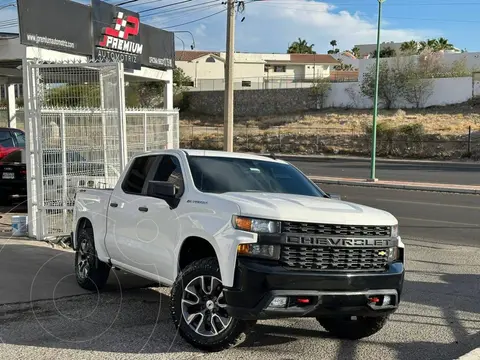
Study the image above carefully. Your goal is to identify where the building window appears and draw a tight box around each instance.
[206,56,216,63]
[241,80,251,87]
[273,66,286,72]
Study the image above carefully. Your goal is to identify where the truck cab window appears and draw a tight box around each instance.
[122,155,157,194]
[152,155,184,196]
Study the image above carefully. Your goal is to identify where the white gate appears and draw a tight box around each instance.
[24,60,126,240]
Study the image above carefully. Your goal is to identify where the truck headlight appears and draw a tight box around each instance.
[237,243,281,260]
[391,224,398,237]
[232,216,280,234]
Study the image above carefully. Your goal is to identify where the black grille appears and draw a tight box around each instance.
[281,221,391,237]
[280,246,389,271]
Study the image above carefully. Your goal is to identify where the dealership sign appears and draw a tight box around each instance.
[16,0,175,70]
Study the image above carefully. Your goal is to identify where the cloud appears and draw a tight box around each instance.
[148,0,440,53]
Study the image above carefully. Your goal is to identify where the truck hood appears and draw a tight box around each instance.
[219,192,397,226]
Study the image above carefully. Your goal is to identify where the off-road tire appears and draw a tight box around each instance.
[170,257,256,352]
[75,227,111,291]
[317,315,389,340]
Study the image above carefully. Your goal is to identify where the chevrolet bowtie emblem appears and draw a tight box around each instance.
[378,251,387,256]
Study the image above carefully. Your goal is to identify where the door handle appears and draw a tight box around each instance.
[138,206,148,212]
[110,202,118,208]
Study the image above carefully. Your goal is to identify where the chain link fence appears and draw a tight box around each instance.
[180,125,480,160]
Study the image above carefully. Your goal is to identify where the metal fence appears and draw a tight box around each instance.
[22,60,179,240]
[179,125,480,159]
[186,74,358,92]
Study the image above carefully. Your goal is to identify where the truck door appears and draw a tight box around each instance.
[105,154,183,284]
[137,154,184,283]
[104,155,159,274]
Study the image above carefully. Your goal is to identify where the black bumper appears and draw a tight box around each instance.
[0,182,27,201]
[223,258,405,320]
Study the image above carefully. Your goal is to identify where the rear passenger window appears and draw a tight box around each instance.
[151,155,184,197]
[122,156,157,194]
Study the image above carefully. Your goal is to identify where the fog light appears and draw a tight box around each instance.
[268,297,287,308]
[383,295,392,305]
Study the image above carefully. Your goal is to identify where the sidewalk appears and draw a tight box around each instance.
[309,175,480,194]
[271,153,480,166]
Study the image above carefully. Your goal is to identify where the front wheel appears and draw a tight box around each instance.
[317,314,390,340]
[170,257,256,352]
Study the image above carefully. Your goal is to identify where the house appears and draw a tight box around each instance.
[174,50,340,90]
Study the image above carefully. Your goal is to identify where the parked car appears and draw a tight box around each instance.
[0,148,119,205]
[0,127,25,160]
[72,149,405,352]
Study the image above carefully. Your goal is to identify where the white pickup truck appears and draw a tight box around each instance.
[72,149,405,352]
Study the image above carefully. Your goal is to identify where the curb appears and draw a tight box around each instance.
[270,154,480,166]
[456,348,480,360]
[309,177,480,195]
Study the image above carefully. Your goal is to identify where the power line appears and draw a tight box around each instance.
[139,0,193,13]
[161,7,226,28]
[142,1,222,19]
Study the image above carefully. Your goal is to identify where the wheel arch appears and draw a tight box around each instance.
[74,217,93,250]
[177,236,221,277]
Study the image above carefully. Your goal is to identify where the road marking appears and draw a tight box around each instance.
[374,198,480,210]
[398,216,480,227]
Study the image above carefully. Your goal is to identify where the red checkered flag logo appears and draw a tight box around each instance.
[104,11,140,40]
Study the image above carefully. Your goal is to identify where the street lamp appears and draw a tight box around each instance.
[369,0,386,182]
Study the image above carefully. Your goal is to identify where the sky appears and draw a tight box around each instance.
[0,0,477,54]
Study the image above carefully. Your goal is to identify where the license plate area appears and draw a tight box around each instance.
[2,172,15,180]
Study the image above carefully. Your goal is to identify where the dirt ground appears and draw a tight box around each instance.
[181,102,480,136]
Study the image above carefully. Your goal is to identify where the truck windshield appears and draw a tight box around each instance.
[187,155,327,197]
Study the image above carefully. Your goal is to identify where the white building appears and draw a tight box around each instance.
[175,51,341,90]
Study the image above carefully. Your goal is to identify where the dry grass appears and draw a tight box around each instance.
[180,102,480,136]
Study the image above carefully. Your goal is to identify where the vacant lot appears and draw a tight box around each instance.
[180,103,480,160]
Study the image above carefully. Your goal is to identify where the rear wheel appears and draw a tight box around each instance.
[170,257,256,352]
[317,315,390,340]
[75,227,111,291]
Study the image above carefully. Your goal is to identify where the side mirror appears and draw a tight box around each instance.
[147,181,176,198]
[328,193,341,200]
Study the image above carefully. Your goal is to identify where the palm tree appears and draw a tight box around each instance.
[419,38,440,52]
[287,38,316,54]
[330,40,337,50]
[400,40,419,55]
[436,37,455,51]
[351,47,360,57]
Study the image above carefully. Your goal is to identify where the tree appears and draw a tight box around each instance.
[310,77,331,109]
[287,38,316,54]
[360,59,405,109]
[371,46,396,58]
[436,37,455,51]
[400,40,419,55]
[398,57,435,108]
[351,47,360,58]
[125,67,192,107]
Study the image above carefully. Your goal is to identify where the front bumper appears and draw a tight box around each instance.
[223,258,405,320]
[0,182,27,201]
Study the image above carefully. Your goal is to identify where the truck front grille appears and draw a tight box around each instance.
[280,245,389,271]
[281,222,391,237]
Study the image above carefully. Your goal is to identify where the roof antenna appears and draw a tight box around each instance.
[269,152,277,160]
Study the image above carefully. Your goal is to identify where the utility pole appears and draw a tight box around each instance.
[223,0,235,152]
[369,0,386,181]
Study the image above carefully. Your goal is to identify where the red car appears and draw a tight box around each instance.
[0,127,25,160]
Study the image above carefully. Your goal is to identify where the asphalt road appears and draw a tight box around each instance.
[319,184,480,247]
[1,187,480,359]
[1,237,479,360]
[288,158,480,186]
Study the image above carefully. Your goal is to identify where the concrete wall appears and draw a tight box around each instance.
[186,77,473,117]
